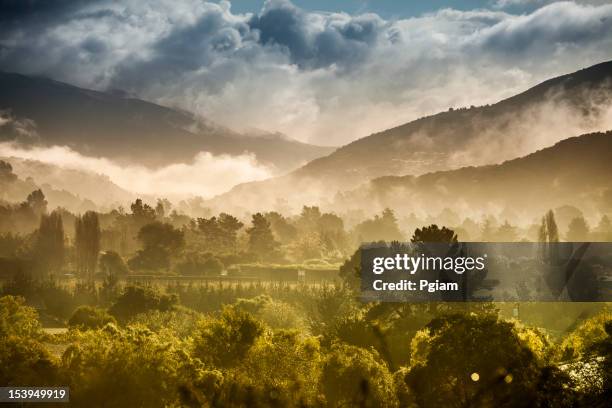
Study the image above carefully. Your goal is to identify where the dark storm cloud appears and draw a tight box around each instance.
[0,0,98,35]
[248,0,385,69]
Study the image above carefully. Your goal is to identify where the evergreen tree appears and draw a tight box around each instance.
[247,213,278,259]
[34,210,64,274]
[594,215,612,241]
[495,220,518,242]
[538,210,559,262]
[217,213,243,252]
[75,211,101,280]
[26,189,47,219]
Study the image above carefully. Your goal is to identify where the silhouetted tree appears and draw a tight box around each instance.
[566,216,590,242]
[129,222,184,271]
[594,215,612,241]
[26,189,47,219]
[75,211,101,280]
[411,224,458,243]
[354,208,403,242]
[247,213,278,259]
[98,251,129,277]
[33,210,64,274]
[495,220,518,242]
[264,211,297,243]
[0,160,17,187]
[539,210,559,263]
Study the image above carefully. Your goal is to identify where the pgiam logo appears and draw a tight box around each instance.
[372,253,486,275]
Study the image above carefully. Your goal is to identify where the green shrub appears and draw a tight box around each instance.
[68,306,116,330]
[193,307,264,368]
[109,285,177,323]
[321,343,398,407]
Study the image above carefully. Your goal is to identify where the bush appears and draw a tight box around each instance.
[234,295,307,331]
[109,285,177,323]
[62,325,195,407]
[175,253,224,276]
[404,314,564,407]
[130,306,202,338]
[560,309,612,360]
[68,306,116,330]
[0,295,42,338]
[321,343,398,407]
[0,336,59,386]
[193,307,264,368]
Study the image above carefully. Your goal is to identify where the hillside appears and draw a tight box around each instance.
[208,61,612,212]
[295,60,612,183]
[0,72,334,171]
[336,131,612,217]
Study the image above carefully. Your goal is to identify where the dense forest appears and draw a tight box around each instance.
[1,173,611,407]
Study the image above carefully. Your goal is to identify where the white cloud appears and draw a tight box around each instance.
[0,143,273,198]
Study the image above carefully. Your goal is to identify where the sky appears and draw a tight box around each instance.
[1,0,612,146]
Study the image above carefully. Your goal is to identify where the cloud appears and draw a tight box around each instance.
[0,1,611,146]
[0,142,273,199]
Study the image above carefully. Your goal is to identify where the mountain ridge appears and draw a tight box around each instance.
[0,71,335,172]
[208,60,612,213]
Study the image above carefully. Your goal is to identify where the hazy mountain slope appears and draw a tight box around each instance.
[206,130,612,216]
[295,60,612,183]
[336,131,612,216]
[1,157,137,208]
[207,61,612,212]
[0,157,134,213]
[0,72,334,171]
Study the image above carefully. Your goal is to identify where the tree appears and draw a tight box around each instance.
[155,198,172,219]
[26,189,47,219]
[109,285,177,323]
[297,206,322,234]
[594,215,612,241]
[0,160,17,187]
[539,210,559,263]
[98,251,129,277]
[480,217,496,241]
[539,210,559,242]
[404,314,564,408]
[354,208,403,242]
[411,224,458,243]
[33,210,65,274]
[566,216,590,242]
[74,211,101,280]
[196,213,243,253]
[128,222,184,271]
[217,213,243,252]
[264,211,297,243]
[246,213,278,259]
[192,307,263,368]
[62,325,188,407]
[495,220,518,242]
[68,306,116,330]
[321,343,398,407]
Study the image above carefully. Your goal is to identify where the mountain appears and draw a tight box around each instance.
[0,157,136,214]
[336,131,612,218]
[207,60,612,212]
[0,156,137,209]
[294,60,612,184]
[0,72,334,172]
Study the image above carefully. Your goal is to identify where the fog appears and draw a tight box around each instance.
[0,143,273,200]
